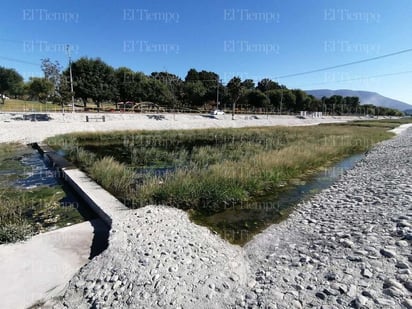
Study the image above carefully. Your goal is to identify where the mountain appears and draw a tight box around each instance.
[305,89,412,112]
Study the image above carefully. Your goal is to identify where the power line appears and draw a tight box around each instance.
[300,70,412,88]
[275,48,412,79]
[0,56,40,66]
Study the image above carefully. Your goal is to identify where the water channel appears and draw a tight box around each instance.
[192,154,364,245]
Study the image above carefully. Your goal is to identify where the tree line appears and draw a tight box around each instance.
[0,57,404,116]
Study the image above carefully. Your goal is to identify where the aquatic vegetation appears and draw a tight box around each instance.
[46,121,398,243]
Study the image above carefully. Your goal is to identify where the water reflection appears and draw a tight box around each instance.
[193,154,364,245]
[15,151,59,188]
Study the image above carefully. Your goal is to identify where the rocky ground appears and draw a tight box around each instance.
[52,206,250,309]
[245,129,412,308]
[51,128,411,308]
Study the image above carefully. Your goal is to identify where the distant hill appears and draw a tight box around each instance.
[305,89,412,112]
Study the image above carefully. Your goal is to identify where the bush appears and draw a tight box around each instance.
[0,222,33,244]
[90,156,135,197]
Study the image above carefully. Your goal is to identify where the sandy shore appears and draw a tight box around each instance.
[0,112,361,144]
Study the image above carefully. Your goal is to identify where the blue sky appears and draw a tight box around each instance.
[1,0,412,103]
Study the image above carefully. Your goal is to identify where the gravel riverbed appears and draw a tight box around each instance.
[52,127,412,309]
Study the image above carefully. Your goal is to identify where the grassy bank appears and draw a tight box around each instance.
[0,143,88,244]
[0,99,64,113]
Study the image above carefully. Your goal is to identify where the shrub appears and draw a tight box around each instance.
[0,222,33,244]
[90,156,135,197]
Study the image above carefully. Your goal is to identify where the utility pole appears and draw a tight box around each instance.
[279,90,283,115]
[216,77,220,109]
[66,45,75,113]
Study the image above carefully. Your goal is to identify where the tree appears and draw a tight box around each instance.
[184,69,219,106]
[183,81,207,107]
[281,90,296,112]
[41,58,62,93]
[266,89,283,112]
[115,67,137,102]
[345,96,361,114]
[244,89,269,110]
[27,77,54,102]
[151,71,183,107]
[185,68,200,82]
[69,57,118,110]
[241,79,255,90]
[227,76,244,119]
[41,58,72,106]
[0,67,24,103]
[291,89,308,112]
[257,78,283,92]
[146,77,177,107]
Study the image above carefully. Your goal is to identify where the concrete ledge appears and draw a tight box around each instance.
[62,168,128,227]
[32,143,127,229]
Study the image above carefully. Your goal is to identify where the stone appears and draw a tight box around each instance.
[350,295,368,308]
[324,272,337,281]
[403,299,412,309]
[395,240,409,247]
[404,281,412,292]
[347,256,363,262]
[340,239,355,248]
[396,261,409,269]
[375,298,396,307]
[331,283,348,294]
[347,285,357,298]
[380,248,397,258]
[323,288,339,296]
[383,278,404,290]
[383,287,405,297]
[361,268,373,278]
[272,290,284,301]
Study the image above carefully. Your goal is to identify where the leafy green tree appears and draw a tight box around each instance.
[291,89,308,112]
[282,90,296,112]
[184,69,219,106]
[183,81,207,107]
[257,78,283,92]
[266,89,283,112]
[69,57,118,110]
[27,77,54,102]
[227,76,244,119]
[151,71,183,107]
[244,89,269,110]
[0,67,24,103]
[345,96,361,114]
[241,79,255,90]
[115,67,136,102]
[146,77,177,107]
[184,68,200,82]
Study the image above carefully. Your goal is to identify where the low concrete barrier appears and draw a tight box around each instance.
[61,168,127,227]
[33,143,127,228]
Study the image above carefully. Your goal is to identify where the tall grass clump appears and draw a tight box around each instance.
[0,190,33,244]
[89,156,135,197]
